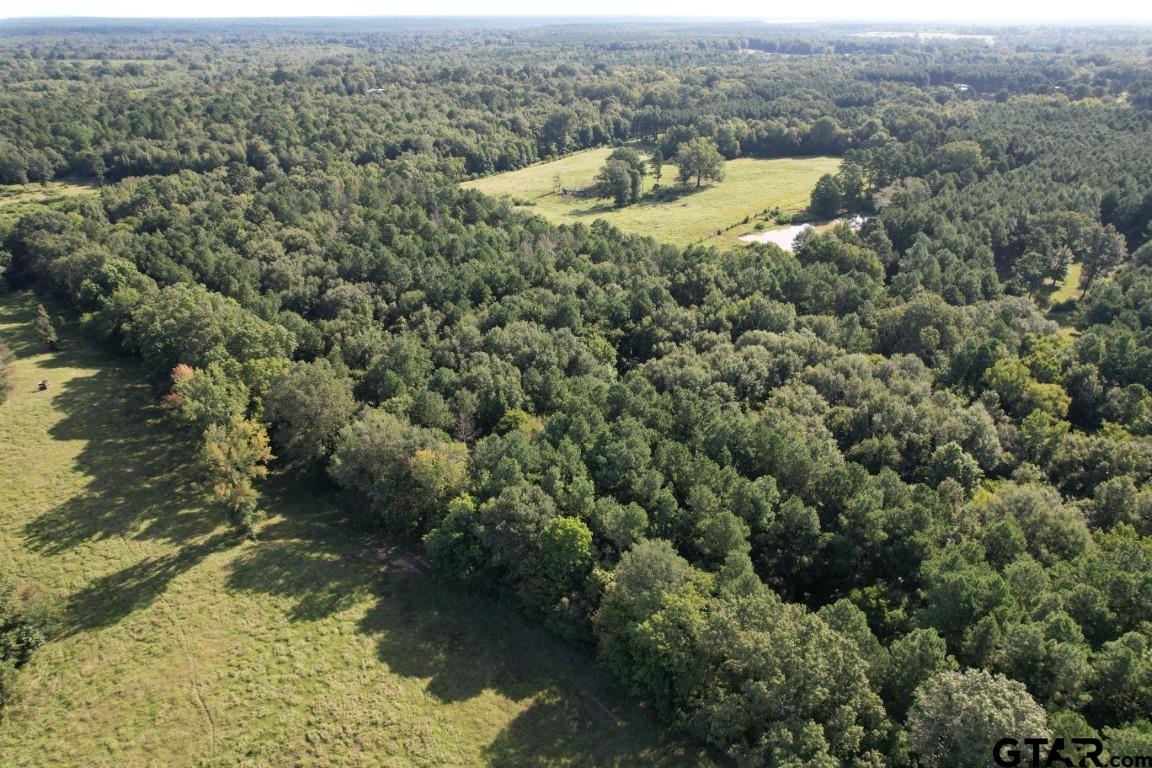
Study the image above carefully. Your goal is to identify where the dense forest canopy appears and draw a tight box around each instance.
[3,16,1152,767]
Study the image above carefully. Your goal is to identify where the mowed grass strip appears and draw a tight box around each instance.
[0,291,711,768]
[461,147,840,247]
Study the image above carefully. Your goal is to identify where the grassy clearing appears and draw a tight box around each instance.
[0,181,98,228]
[1050,262,1084,305]
[0,291,710,768]
[462,147,839,247]
[1045,262,1083,339]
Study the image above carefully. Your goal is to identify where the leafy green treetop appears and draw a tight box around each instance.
[907,669,1049,768]
[674,137,725,189]
[594,147,648,207]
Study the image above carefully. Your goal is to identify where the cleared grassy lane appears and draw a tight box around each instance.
[462,148,840,248]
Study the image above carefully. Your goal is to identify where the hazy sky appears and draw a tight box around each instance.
[4,0,1152,22]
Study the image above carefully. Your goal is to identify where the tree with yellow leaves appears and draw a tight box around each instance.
[200,414,274,535]
[410,441,470,520]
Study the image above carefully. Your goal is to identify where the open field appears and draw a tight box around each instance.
[0,291,710,768]
[0,181,98,227]
[462,148,840,247]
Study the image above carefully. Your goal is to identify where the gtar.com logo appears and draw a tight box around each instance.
[993,738,1152,768]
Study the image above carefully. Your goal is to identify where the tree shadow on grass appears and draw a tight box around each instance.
[221,475,699,760]
[641,184,711,204]
[227,525,553,702]
[357,571,553,704]
[225,533,373,622]
[221,472,381,621]
[221,481,580,703]
[563,201,619,218]
[562,183,712,219]
[22,364,217,555]
[482,690,712,768]
[60,531,234,636]
[0,291,128,372]
[223,518,710,765]
[354,555,718,765]
[0,291,76,364]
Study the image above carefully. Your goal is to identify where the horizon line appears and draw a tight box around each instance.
[5,14,1152,24]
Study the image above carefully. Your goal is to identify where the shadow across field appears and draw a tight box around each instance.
[0,292,67,362]
[222,478,562,703]
[222,478,705,766]
[221,486,545,701]
[227,527,704,766]
[225,493,376,622]
[482,691,697,768]
[361,573,553,705]
[563,184,710,219]
[7,296,224,637]
[22,361,216,554]
[61,531,234,635]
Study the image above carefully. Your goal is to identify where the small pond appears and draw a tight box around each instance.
[738,215,867,252]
